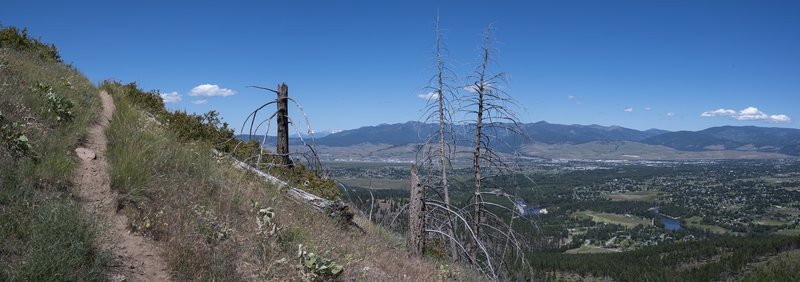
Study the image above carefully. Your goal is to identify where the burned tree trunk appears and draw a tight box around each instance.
[408,165,426,256]
[275,83,292,167]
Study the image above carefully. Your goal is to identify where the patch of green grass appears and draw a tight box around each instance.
[338,178,410,190]
[277,226,308,251]
[15,200,109,281]
[684,216,730,234]
[754,218,788,227]
[607,190,659,202]
[1,30,106,280]
[574,210,651,228]
[106,92,155,197]
[564,245,619,254]
[774,229,800,236]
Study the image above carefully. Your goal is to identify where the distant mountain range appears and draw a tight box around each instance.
[641,126,800,156]
[237,121,800,159]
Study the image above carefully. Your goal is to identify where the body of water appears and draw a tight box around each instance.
[660,216,682,231]
[650,206,682,231]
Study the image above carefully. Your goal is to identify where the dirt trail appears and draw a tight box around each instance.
[74,91,171,282]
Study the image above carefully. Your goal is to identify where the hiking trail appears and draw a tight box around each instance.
[74,90,171,281]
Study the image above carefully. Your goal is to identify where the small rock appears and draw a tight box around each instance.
[111,274,127,282]
[75,147,96,160]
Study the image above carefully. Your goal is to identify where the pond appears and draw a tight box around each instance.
[660,216,682,231]
[651,206,682,231]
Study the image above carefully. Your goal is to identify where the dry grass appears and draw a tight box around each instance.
[104,82,481,281]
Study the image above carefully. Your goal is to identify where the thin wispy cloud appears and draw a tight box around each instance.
[191,99,208,105]
[188,84,235,97]
[623,107,634,113]
[160,91,181,103]
[644,107,652,111]
[566,95,583,105]
[463,82,493,93]
[666,112,676,117]
[417,91,439,101]
[701,106,790,123]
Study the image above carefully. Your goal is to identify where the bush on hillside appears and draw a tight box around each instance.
[0,25,61,62]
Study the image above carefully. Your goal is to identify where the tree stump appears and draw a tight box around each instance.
[408,165,425,256]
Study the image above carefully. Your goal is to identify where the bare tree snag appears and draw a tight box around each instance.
[434,16,460,261]
[275,83,292,167]
[469,31,490,263]
[408,164,426,256]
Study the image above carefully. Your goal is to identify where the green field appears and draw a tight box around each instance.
[759,176,800,191]
[574,210,651,228]
[754,217,789,227]
[338,178,410,190]
[607,190,660,202]
[684,216,730,234]
[775,229,800,236]
[564,245,620,254]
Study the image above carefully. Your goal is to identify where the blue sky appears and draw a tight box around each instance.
[3,0,799,133]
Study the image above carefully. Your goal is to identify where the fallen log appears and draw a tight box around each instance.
[213,149,358,230]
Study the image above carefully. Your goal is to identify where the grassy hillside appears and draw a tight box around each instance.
[101,82,476,280]
[0,26,107,280]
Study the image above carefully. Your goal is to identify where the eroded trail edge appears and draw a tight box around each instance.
[74,91,171,281]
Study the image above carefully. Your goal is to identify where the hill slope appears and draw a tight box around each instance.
[102,82,478,281]
[1,27,107,280]
[642,126,800,156]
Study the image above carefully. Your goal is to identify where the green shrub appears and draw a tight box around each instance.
[297,244,344,279]
[0,25,61,62]
[45,91,74,122]
[28,82,75,122]
[0,112,33,159]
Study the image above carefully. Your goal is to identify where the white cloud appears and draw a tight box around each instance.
[188,84,235,97]
[770,114,791,122]
[623,107,633,112]
[567,95,576,100]
[160,91,181,103]
[191,99,208,105]
[417,91,439,101]
[463,82,492,93]
[644,107,652,111]
[666,112,676,117]
[736,106,769,120]
[701,106,790,123]
[701,108,736,117]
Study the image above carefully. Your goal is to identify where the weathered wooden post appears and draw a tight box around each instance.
[275,83,292,167]
[408,164,425,256]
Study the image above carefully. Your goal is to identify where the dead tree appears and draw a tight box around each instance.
[434,16,458,260]
[461,25,531,279]
[404,22,535,281]
[241,82,329,173]
[275,83,291,167]
[407,165,425,256]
